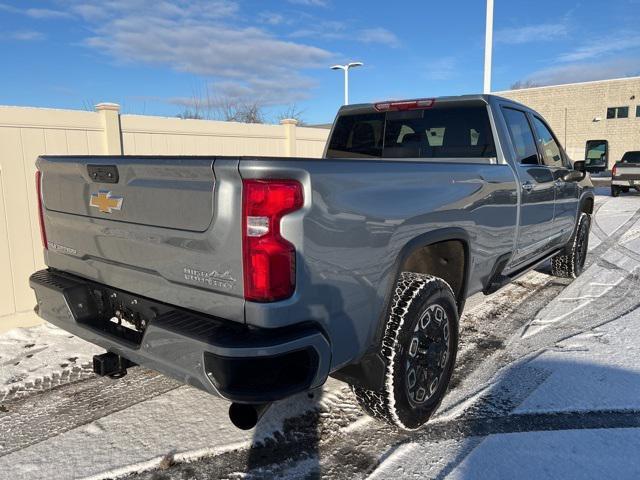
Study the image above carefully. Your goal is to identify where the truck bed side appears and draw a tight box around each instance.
[238,157,518,369]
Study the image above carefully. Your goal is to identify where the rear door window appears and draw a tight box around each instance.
[326,106,496,159]
[501,107,539,165]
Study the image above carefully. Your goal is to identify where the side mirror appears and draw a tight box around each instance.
[573,160,586,172]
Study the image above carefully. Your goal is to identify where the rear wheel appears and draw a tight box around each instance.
[551,212,590,278]
[351,272,459,430]
[622,186,630,193]
[611,186,620,197]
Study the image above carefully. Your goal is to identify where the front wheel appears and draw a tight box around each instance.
[351,273,459,430]
[551,212,590,278]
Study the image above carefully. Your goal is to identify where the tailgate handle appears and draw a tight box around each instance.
[88,165,119,184]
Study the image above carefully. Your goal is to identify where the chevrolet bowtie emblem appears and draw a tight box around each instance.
[90,190,123,214]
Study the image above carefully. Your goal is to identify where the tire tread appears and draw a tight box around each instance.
[352,272,456,430]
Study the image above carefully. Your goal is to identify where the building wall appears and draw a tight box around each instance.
[496,77,640,168]
[0,104,329,320]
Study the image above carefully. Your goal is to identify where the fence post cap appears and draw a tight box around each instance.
[279,118,298,126]
[95,103,121,112]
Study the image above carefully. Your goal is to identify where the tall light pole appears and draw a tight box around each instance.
[483,0,494,94]
[331,62,363,105]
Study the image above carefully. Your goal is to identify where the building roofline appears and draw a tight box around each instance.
[494,75,640,94]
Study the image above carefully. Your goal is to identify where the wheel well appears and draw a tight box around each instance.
[331,238,468,392]
[401,239,467,307]
[581,197,594,214]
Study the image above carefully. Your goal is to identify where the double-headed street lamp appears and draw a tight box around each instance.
[330,62,363,105]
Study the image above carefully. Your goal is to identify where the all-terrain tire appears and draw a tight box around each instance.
[550,212,591,278]
[611,186,620,197]
[351,272,459,430]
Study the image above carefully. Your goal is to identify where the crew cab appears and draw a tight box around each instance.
[30,95,594,430]
[611,151,640,196]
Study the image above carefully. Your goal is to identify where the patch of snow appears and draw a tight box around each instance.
[521,253,634,338]
[515,307,640,414]
[594,196,638,236]
[0,379,346,480]
[370,437,482,480]
[446,428,640,480]
[0,323,101,398]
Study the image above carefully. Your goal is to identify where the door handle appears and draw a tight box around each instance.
[522,182,534,192]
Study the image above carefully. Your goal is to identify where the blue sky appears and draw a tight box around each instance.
[1,0,639,124]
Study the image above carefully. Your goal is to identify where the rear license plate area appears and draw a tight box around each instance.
[66,284,162,346]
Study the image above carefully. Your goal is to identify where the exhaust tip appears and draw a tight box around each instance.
[228,403,270,430]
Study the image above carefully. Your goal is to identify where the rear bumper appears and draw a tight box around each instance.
[612,178,640,186]
[29,269,331,403]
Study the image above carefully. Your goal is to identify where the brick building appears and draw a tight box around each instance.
[496,76,640,171]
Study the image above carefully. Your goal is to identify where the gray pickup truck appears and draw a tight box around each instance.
[30,94,593,431]
[611,151,640,197]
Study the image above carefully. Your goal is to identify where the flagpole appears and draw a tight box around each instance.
[483,0,494,94]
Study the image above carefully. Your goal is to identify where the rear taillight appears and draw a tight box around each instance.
[374,98,435,112]
[242,179,303,302]
[612,165,617,177]
[35,170,48,250]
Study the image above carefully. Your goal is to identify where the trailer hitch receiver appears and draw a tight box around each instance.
[93,352,136,378]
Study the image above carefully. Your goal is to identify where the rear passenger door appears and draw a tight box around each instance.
[501,107,557,266]
[530,115,579,242]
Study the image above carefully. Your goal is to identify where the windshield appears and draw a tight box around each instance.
[326,106,496,159]
[621,151,640,163]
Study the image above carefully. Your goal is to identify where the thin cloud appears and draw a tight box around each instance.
[69,0,240,22]
[495,23,568,44]
[258,12,290,26]
[526,58,640,85]
[287,0,329,7]
[556,33,640,62]
[171,77,317,108]
[26,8,72,19]
[424,57,457,80]
[290,23,400,47]
[6,30,45,41]
[358,28,400,47]
[0,3,70,19]
[289,20,347,40]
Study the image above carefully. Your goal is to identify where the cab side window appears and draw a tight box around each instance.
[502,107,539,165]
[532,116,564,168]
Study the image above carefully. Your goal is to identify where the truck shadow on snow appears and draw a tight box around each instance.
[243,257,359,479]
[421,355,640,479]
[222,351,640,479]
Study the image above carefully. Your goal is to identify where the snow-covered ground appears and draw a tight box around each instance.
[2,191,640,479]
[0,323,100,402]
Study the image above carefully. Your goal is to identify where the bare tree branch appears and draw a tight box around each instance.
[276,104,307,126]
[509,79,542,90]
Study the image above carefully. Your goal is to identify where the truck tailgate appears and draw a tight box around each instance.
[37,156,245,322]
[614,163,640,180]
[41,156,215,231]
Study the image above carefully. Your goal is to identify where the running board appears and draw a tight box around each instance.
[483,249,562,295]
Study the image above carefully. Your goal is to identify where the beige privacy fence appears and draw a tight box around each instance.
[0,103,329,319]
